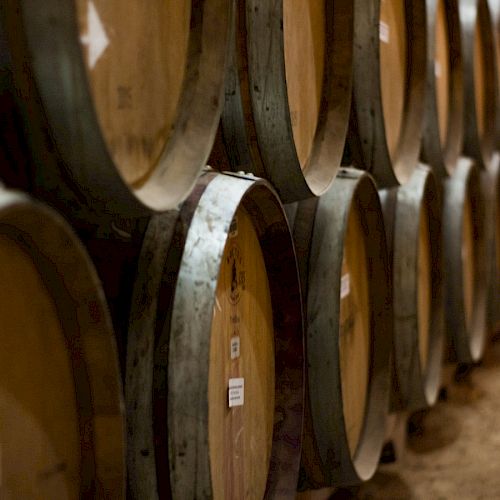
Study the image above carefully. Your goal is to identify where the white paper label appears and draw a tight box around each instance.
[228,378,244,407]
[229,216,238,238]
[341,274,351,299]
[80,1,110,69]
[230,336,241,360]
[379,21,390,44]
[435,61,442,78]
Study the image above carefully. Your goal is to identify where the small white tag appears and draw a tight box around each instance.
[341,274,351,299]
[435,61,442,78]
[228,378,244,408]
[379,21,390,44]
[230,336,241,360]
[229,216,238,238]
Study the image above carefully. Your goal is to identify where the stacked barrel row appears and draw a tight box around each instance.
[0,0,498,499]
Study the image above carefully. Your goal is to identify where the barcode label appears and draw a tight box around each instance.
[228,378,244,407]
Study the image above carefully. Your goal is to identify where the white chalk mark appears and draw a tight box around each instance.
[80,1,109,69]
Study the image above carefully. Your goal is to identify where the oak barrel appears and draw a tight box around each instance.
[443,157,487,363]
[488,0,500,149]
[0,188,125,498]
[217,0,354,202]
[484,154,500,336]
[379,166,444,412]
[126,172,304,499]
[459,0,497,170]
[292,169,392,488]
[0,0,232,216]
[346,0,426,187]
[421,0,464,177]
[489,0,500,151]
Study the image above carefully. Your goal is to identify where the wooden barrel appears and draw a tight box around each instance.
[421,0,464,177]
[292,169,392,488]
[460,0,497,170]
[443,158,487,363]
[484,154,500,336]
[0,0,232,216]
[380,166,444,412]
[125,172,304,499]
[488,0,500,149]
[0,189,125,498]
[217,0,354,202]
[346,0,426,187]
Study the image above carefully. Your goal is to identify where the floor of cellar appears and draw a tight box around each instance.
[333,334,500,500]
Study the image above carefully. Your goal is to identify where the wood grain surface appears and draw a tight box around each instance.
[284,0,325,169]
[209,207,275,499]
[474,13,487,139]
[0,236,80,499]
[380,0,407,161]
[0,190,125,498]
[76,0,191,187]
[339,201,370,457]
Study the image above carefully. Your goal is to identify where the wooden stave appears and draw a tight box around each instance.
[0,0,232,217]
[443,157,487,363]
[421,0,464,178]
[381,166,444,412]
[294,168,392,488]
[219,0,354,203]
[0,188,125,498]
[126,171,305,499]
[346,0,427,187]
[459,0,497,170]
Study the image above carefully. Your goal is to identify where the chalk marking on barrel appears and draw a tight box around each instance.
[379,21,390,44]
[80,1,109,69]
[435,61,442,79]
[341,273,351,299]
[229,216,238,238]
[230,336,241,360]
